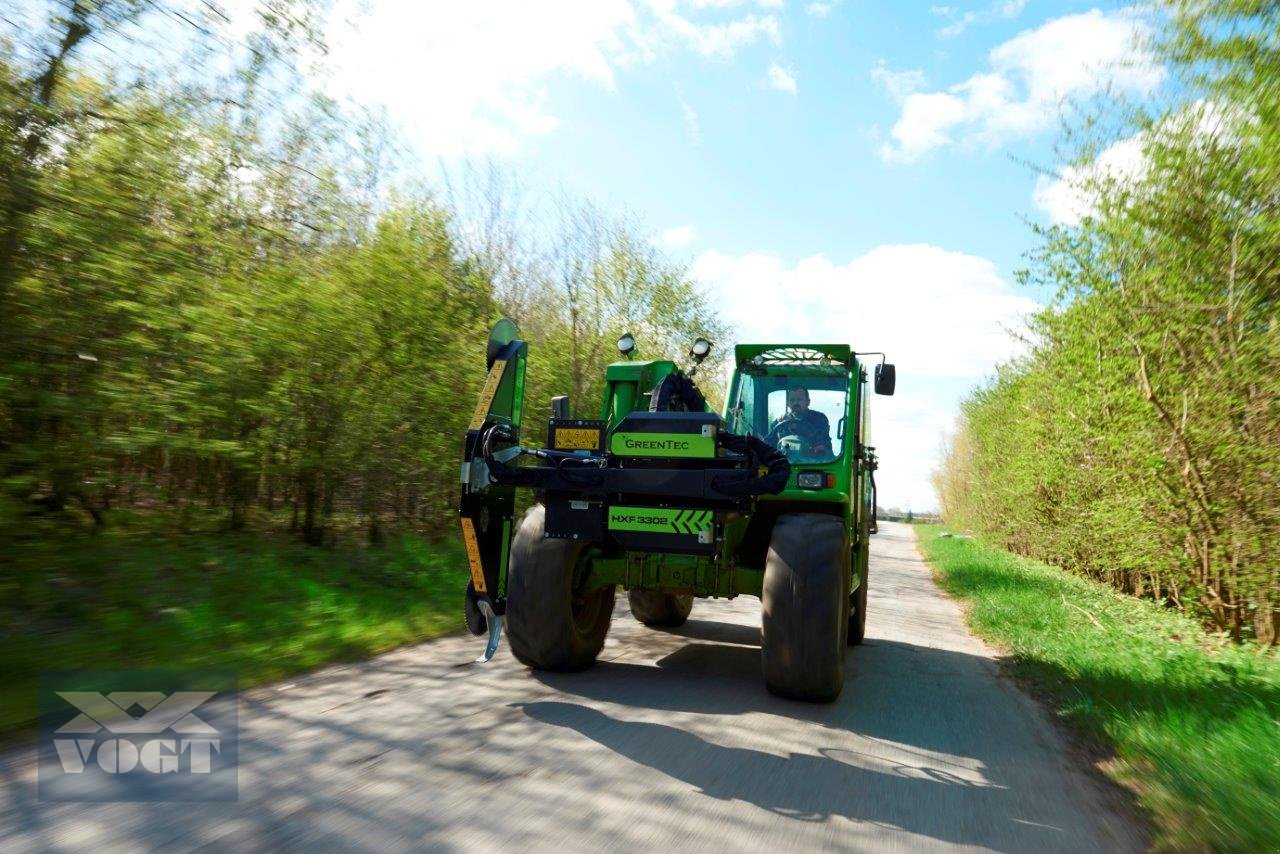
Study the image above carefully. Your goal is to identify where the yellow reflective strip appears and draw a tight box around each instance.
[469,359,508,431]
[553,427,601,450]
[460,517,487,594]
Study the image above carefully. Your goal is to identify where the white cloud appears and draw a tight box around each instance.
[326,2,632,157]
[881,91,970,161]
[688,0,786,7]
[932,0,1028,38]
[692,244,1036,378]
[871,61,926,101]
[880,9,1164,163]
[1033,135,1145,225]
[326,1,782,157]
[649,6,781,59]
[1033,100,1240,225]
[679,95,704,145]
[687,14,782,58]
[805,1,837,16]
[766,62,798,94]
[659,224,699,246]
[937,10,978,39]
[865,391,956,513]
[692,243,1036,510]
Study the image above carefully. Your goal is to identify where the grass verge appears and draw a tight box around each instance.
[1,530,470,737]
[916,524,1280,852]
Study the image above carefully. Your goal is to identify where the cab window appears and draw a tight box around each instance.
[728,371,848,463]
[765,388,845,463]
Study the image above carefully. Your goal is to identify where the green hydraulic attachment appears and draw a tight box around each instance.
[458,319,527,661]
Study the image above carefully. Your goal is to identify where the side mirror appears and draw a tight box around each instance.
[874,363,896,396]
[617,333,635,359]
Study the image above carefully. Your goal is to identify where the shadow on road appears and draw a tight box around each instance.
[656,617,761,647]
[0,523,1142,851]
[515,698,1062,849]
[536,634,1023,754]
[525,622,1133,850]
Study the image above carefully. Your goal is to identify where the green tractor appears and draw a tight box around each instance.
[459,320,894,701]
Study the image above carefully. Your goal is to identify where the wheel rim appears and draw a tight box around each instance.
[568,549,603,634]
[571,592,602,632]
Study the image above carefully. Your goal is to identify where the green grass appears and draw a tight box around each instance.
[1,529,470,737]
[916,525,1280,852]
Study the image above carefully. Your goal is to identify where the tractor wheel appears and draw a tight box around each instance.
[506,504,615,671]
[849,563,868,645]
[627,589,693,627]
[761,513,849,702]
[464,580,486,636]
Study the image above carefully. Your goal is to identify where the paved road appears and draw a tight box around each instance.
[1,522,1140,852]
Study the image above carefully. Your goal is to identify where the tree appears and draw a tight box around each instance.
[936,1,1280,643]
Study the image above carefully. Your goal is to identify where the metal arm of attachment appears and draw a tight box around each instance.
[475,598,504,663]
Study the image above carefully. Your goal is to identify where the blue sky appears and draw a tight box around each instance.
[318,0,1163,511]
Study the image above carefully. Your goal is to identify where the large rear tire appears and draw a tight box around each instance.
[761,513,849,702]
[506,505,615,671]
[628,589,693,627]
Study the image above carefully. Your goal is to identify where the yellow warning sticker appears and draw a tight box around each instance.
[469,359,507,431]
[460,517,487,593]
[553,427,602,451]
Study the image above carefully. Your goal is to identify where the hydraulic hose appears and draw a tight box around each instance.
[648,371,709,413]
[711,433,790,497]
[480,424,606,488]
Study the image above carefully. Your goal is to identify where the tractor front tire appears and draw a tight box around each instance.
[761,513,849,702]
[506,504,615,671]
[628,590,693,627]
[849,562,868,645]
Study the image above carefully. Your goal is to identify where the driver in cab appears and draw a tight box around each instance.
[766,386,832,458]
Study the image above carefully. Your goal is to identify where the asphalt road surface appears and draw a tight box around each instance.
[1,522,1141,852]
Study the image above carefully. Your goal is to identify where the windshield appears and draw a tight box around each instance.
[729,369,849,463]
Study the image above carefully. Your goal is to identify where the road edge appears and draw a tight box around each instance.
[902,524,1152,853]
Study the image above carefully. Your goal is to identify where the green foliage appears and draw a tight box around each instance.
[919,526,1280,852]
[0,2,732,710]
[510,204,731,420]
[935,1,1280,644]
[1,527,471,734]
[0,2,729,550]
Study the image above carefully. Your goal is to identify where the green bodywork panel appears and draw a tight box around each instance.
[600,359,679,427]
[734,342,851,364]
[608,506,713,535]
[610,432,716,458]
